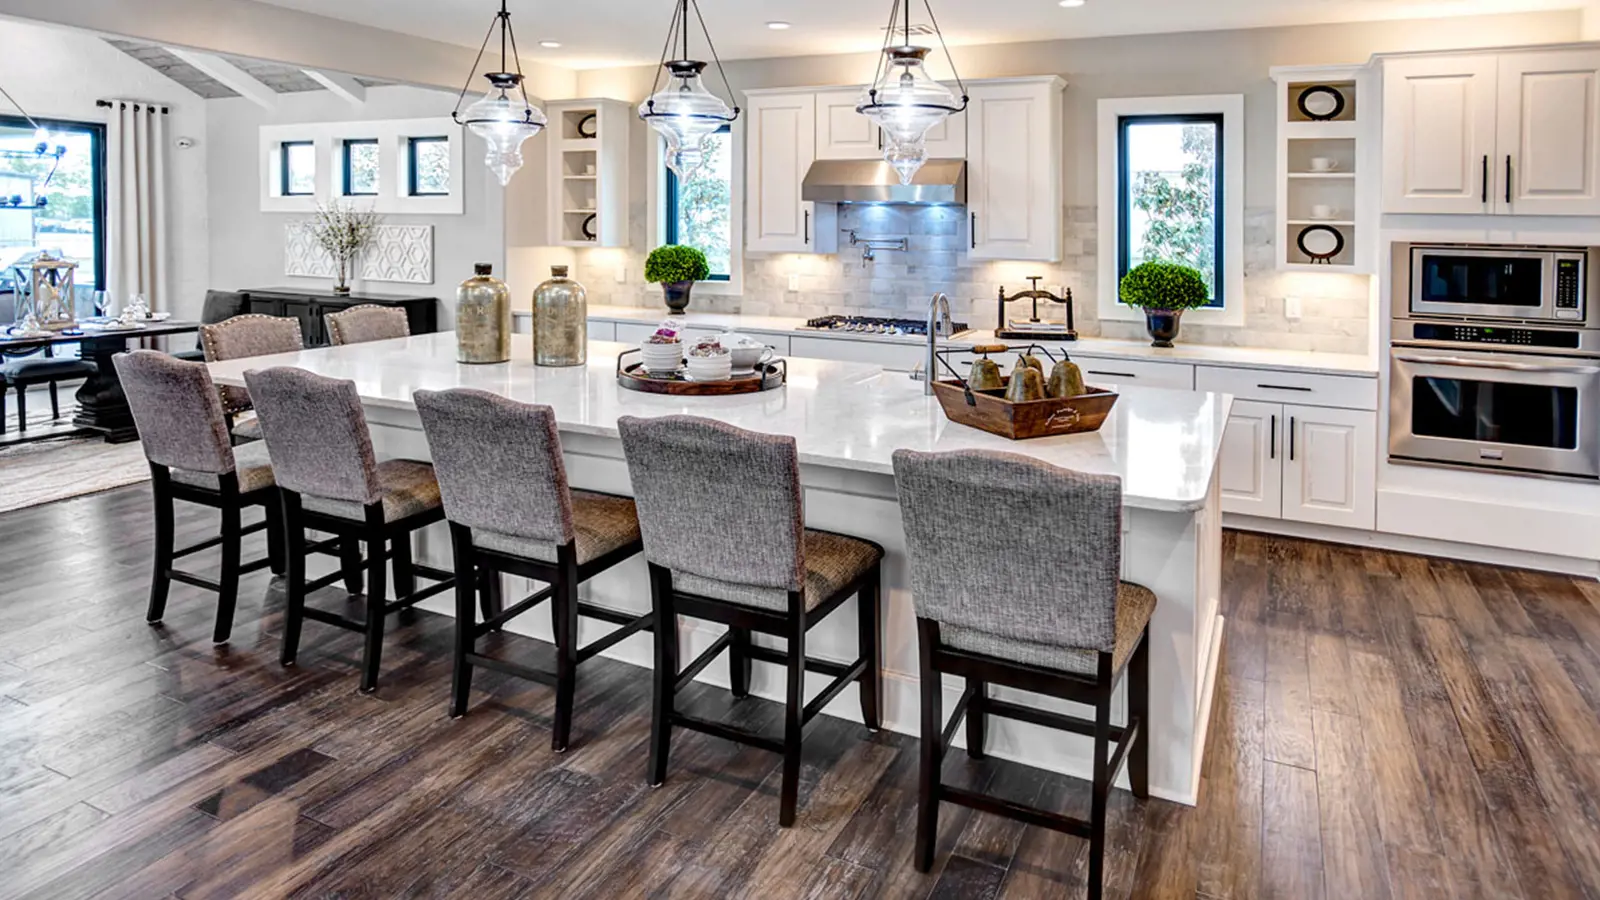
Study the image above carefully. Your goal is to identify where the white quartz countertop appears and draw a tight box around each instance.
[207,332,1232,513]
[531,304,1378,377]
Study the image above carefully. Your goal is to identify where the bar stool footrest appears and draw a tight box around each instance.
[672,712,785,754]
[942,786,1093,838]
[474,585,557,637]
[462,652,558,687]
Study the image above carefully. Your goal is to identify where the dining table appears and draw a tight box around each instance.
[1,320,201,442]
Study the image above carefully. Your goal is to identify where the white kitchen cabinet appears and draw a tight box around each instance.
[1218,400,1285,519]
[790,335,923,371]
[1282,404,1376,530]
[815,89,881,160]
[966,77,1065,262]
[1074,357,1195,391]
[1382,48,1600,216]
[746,91,837,253]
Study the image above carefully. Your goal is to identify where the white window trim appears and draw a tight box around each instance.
[259,117,464,215]
[645,120,745,296]
[1096,94,1245,328]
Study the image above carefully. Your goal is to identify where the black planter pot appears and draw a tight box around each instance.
[662,280,693,315]
[1143,309,1184,348]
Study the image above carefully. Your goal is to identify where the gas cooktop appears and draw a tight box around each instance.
[801,315,970,337]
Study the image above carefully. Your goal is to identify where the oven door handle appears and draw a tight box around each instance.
[1392,354,1600,375]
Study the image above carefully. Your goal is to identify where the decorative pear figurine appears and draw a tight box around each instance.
[967,344,1007,392]
[1047,358,1086,399]
[1005,359,1045,403]
[1018,353,1044,373]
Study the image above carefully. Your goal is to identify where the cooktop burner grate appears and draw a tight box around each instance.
[802,315,970,336]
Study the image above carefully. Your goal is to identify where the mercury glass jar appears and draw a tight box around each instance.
[456,262,510,364]
[532,265,587,367]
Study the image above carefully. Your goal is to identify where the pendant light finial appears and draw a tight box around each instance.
[639,0,740,177]
[451,0,547,185]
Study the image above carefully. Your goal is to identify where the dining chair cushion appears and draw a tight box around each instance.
[472,490,641,566]
[1,356,96,383]
[326,305,410,346]
[940,582,1156,676]
[300,459,443,524]
[169,439,277,495]
[230,415,263,443]
[671,529,881,612]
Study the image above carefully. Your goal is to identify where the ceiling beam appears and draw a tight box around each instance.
[166,47,277,109]
[303,68,366,107]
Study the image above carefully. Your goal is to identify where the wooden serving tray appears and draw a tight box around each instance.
[932,377,1117,440]
[616,349,787,396]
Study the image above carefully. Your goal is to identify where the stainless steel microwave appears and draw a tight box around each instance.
[1396,243,1600,326]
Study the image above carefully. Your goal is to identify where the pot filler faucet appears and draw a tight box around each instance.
[914,292,955,395]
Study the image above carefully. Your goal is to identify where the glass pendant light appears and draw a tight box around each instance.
[451,0,548,186]
[639,0,740,177]
[857,0,967,184]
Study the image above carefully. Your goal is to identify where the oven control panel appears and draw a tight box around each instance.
[1410,323,1582,349]
[1557,257,1584,317]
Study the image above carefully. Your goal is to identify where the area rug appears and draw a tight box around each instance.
[0,431,150,515]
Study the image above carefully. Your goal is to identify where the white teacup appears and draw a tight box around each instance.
[1309,157,1336,172]
[1310,204,1337,220]
[730,345,775,371]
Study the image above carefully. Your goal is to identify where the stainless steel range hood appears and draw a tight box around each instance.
[801,158,967,205]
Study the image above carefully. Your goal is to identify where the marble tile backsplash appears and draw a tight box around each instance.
[571,204,1374,355]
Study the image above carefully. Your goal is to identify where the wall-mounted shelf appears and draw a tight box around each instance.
[545,99,629,248]
[1272,65,1375,275]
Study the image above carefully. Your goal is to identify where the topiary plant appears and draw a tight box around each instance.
[644,245,711,284]
[1118,260,1210,311]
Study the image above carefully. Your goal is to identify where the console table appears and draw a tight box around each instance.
[240,288,439,348]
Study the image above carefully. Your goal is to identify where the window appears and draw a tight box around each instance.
[342,139,378,196]
[408,137,450,196]
[663,125,732,281]
[281,141,314,196]
[1118,114,1224,307]
[0,115,105,289]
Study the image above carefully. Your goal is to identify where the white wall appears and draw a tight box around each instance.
[206,85,507,328]
[0,18,207,318]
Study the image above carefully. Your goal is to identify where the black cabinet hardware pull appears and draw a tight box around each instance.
[970,213,977,249]
[1505,155,1513,205]
[803,210,810,244]
[1257,383,1313,392]
[1087,370,1136,378]
[1289,416,1297,461]
[1270,414,1277,460]
[1481,155,1488,204]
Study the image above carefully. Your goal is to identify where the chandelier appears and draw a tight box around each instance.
[856,0,967,184]
[450,0,548,186]
[0,83,65,203]
[638,0,740,177]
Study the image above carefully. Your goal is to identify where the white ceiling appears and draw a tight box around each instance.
[255,0,1581,70]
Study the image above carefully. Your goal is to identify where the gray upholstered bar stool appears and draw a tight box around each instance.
[415,388,651,751]
[617,414,884,828]
[326,305,411,346]
[200,314,304,443]
[892,449,1154,900]
[244,365,455,693]
[113,350,284,644]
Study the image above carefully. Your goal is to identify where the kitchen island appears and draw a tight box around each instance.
[207,333,1229,805]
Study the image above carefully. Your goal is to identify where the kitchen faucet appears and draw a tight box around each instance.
[916,292,954,395]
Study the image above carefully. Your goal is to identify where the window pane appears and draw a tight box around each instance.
[345,141,378,195]
[1122,118,1220,305]
[284,142,314,195]
[671,130,732,279]
[0,121,100,287]
[412,139,450,195]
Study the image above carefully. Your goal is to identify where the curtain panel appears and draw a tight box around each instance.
[105,101,170,312]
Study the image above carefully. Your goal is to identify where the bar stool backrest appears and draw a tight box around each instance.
[242,366,381,506]
[113,349,235,475]
[327,305,410,347]
[892,448,1123,654]
[414,388,574,547]
[200,314,304,414]
[617,414,804,593]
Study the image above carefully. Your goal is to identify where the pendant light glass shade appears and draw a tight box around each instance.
[451,1,547,185]
[639,0,740,177]
[856,1,967,184]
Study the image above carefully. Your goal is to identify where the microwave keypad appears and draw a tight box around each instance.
[1556,259,1582,310]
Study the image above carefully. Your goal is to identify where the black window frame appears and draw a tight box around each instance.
[280,140,315,197]
[341,138,379,197]
[0,113,106,289]
[407,136,451,197]
[1116,112,1226,309]
[663,124,732,283]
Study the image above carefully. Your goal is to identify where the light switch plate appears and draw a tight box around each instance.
[614,266,627,283]
[788,273,800,292]
[1284,296,1303,320]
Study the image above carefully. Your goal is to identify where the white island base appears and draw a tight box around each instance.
[208,335,1227,805]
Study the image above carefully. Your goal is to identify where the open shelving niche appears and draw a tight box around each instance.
[1271,65,1376,273]
[544,99,630,248]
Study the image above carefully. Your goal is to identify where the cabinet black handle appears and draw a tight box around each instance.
[1481,155,1488,204]
[1087,370,1136,378]
[970,213,977,250]
[1505,155,1513,205]
[804,210,810,244]
[1289,416,1297,462]
[1270,414,1277,460]
[1256,383,1313,392]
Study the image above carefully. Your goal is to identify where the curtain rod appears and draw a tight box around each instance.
[95,100,170,114]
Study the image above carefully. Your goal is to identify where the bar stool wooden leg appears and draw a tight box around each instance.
[391,534,416,600]
[264,493,286,576]
[1129,633,1151,799]
[648,563,678,787]
[966,678,987,759]
[48,382,59,420]
[479,569,504,630]
[729,627,752,699]
[857,573,882,731]
[358,511,388,694]
[1088,652,1114,900]
[213,495,242,644]
[339,535,364,595]
[280,494,308,667]
[915,619,942,873]
[449,524,476,718]
[552,550,580,753]
[779,593,807,828]
[146,468,175,625]
[15,385,25,431]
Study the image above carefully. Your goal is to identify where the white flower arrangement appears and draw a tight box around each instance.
[307,201,382,293]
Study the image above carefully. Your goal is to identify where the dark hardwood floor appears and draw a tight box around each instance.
[3,483,1600,898]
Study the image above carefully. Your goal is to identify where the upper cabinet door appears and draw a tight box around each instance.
[1381,54,1498,215]
[967,79,1063,262]
[815,89,881,160]
[1497,50,1600,216]
[747,93,829,253]
[922,108,968,159]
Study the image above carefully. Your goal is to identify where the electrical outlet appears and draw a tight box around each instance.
[614,266,627,283]
[788,273,801,292]
[1284,296,1303,320]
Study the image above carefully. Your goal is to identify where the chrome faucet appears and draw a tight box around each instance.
[917,292,954,395]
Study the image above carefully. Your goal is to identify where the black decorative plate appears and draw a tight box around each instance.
[581,214,597,241]
[577,113,598,139]
[1297,85,1346,121]
[1297,224,1346,263]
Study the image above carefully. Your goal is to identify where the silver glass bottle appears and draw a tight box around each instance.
[533,265,587,367]
[456,262,510,364]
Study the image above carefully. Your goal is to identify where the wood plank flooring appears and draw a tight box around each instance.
[3,484,1600,898]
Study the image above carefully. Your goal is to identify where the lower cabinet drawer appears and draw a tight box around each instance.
[1195,365,1378,410]
[1072,357,1195,391]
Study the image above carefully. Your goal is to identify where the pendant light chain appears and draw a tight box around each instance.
[450,14,502,120]
[642,0,738,118]
[451,0,547,185]
[919,0,967,101]
[689,0,740,118]
[866,0,902,107]
[502,1,536,116]
[644,0,686,113]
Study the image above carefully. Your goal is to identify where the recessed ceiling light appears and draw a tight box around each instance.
[539,40,562,48]
[1058,0,1085,6]
[767,21,791,30]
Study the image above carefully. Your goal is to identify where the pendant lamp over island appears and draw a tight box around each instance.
[856,0,968,184]
[450,0,548,186]
[638,0,740,177]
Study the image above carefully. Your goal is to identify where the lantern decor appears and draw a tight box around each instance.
[638,0,740,177]
[856,0,968,185]
[450,0,548,186]
[28,253,77,332]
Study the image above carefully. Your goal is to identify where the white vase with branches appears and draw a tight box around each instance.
[307,201,382,295]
